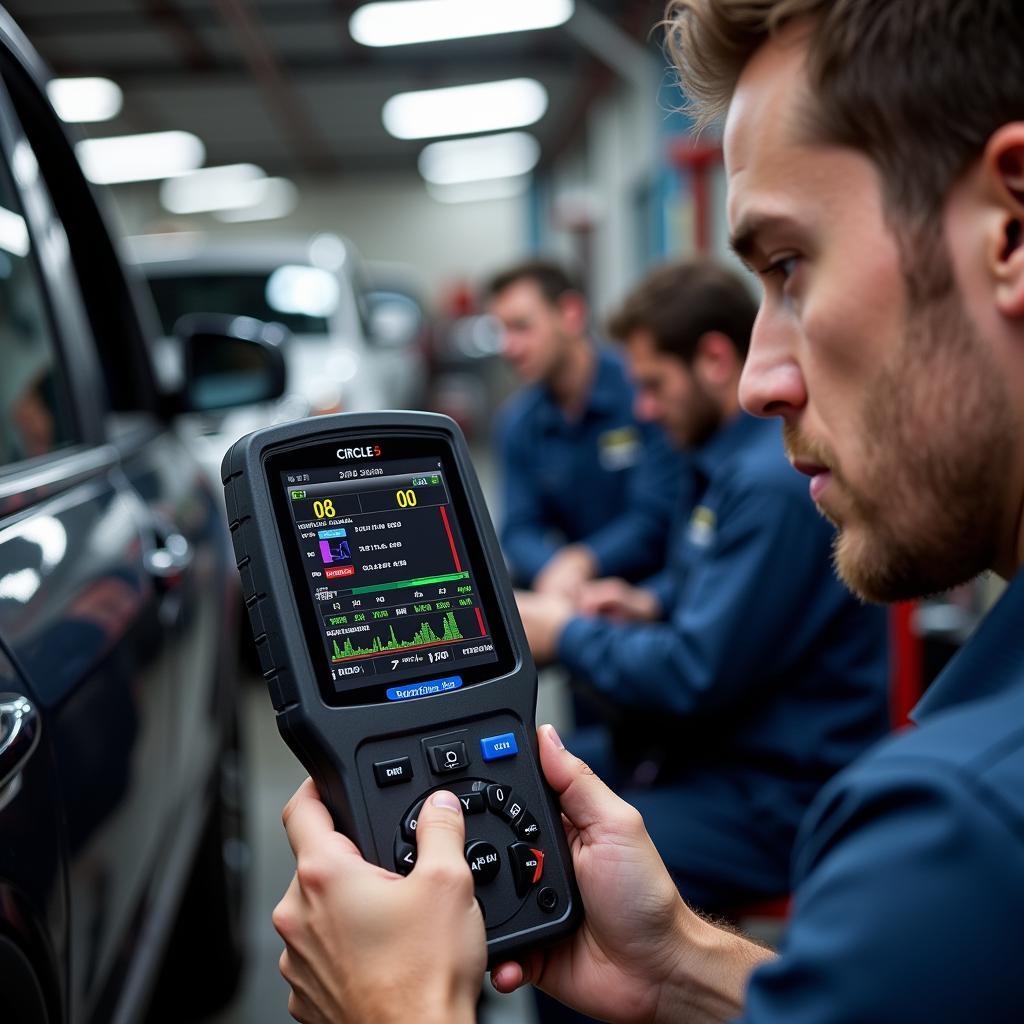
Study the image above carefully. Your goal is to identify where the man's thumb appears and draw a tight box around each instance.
[412,789,469,876]
[537,724,622,834]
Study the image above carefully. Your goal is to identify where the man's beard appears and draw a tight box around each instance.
[677,378,722,449]
[786,257,1014,604]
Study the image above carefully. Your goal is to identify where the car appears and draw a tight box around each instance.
[134,234,428,488]
[0,9,286,1022]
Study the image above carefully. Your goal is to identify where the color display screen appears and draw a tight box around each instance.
[279,452,505,703]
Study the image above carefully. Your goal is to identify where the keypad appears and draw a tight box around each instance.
[393,777,545,904]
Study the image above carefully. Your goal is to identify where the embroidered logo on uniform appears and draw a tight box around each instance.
[598,427,640,470]
[687,505,716,548]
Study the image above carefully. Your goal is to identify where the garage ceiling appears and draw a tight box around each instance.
[4,0,668,177]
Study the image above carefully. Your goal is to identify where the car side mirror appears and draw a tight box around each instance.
[176,313,288,413]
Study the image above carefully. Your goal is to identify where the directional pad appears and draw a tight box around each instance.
[395,776,545,921]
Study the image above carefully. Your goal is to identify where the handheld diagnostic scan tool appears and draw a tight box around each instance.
[222,411,580,962]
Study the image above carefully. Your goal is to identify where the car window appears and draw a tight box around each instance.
[147,271,333,337]
[0,158,75,467]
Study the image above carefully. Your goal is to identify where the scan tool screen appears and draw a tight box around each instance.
[276,447,511,706]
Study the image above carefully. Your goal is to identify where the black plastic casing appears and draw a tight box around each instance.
[221,411,580,963]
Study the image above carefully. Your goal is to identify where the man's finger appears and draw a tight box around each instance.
[411,790,470,880]
[537,723,626,834]
[282,778,362,862]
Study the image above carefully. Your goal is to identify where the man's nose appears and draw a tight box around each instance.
[739,313,807,419]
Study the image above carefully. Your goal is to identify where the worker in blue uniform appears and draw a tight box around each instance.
[266,5,1024,1024]
[489,260,682,599]
[519,260,890,911]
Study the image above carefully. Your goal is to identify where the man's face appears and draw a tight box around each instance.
[490,279,572,385]
[726,28,1015,601]
[625,330,721,449]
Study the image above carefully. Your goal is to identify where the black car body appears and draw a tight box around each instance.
[0,9,275,1022]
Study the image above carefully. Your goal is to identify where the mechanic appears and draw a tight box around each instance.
[518,258,889,916]
[272,1,1024,1021]
[489,260,683,600]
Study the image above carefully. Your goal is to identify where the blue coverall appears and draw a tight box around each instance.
[496,346,682,586]
[557,413,890,907]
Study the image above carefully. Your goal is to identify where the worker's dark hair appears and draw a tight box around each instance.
[485,260,583,306]
[608,259,756,361]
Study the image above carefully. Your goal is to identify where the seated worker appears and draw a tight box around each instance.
[272,2,1024,1022]
[489,260,683,599]
[518,259,890,912]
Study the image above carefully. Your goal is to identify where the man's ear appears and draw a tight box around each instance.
[556,291,588,336]
[984,125,1024,318]
[693,331,740,390]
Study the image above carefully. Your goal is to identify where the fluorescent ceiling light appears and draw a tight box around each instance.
[419,132,540,186]
[47,77,123,122]
[384,78,547,140]
[427,175,530,204]
[76,131,205,184]
[160,164,266,214]
[214,178,298,222]
[351,0,573,47]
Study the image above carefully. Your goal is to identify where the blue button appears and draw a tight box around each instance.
[480,732,519,762]
[386,676,463,702]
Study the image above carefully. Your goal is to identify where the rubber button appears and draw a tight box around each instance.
[484,783,510,813]
[373,757,414,787]
[402,798,426,843]
[508,843,545,898]
[456,791,486,815]
[514,811,540,841]
[465,840,501,885]
[395,839,416,876]
[480,732,518,762]
[428,740,469,775]
[497,794,526,826]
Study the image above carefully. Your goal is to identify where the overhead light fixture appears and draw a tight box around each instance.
[351,0,573,47]
[214,178,298,222]
[47,77,123,123]
[383,78,547,140]
[76,131,205,185]
[418,132,540,186]
[427,175,530,205]
[159,164,267,215]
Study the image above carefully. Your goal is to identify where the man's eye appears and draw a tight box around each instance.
[763,255,800,281]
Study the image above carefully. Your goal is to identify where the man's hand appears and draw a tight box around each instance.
[533,544,598,601]
[577,577,662,622]
[491,726,773,1024]
[516,589,575,662]
[273,782,485,1024]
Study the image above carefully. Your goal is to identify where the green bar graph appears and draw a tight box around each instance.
[349,571,469,596]
[332,611,463,660]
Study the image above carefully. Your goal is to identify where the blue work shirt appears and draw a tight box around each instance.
[739,572,1024,1023]
[558,413,889,832]
[496,346,682,585]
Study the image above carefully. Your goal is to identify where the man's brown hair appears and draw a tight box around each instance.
[664,0,1024,225]
[608,259,756,362]
[484,260,583,306]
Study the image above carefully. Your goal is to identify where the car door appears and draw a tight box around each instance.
[0,56,184,1024]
